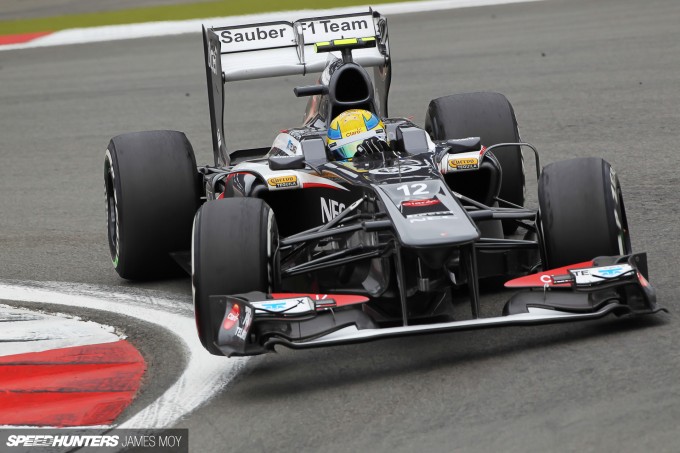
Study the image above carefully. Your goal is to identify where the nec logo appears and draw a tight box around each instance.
[321,198,346,223]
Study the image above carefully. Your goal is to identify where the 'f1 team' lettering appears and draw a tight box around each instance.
[299,19,369,34]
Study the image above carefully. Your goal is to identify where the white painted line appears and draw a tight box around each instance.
[0,0,543,51]
[0,280,247,429]
[0,304,120,357]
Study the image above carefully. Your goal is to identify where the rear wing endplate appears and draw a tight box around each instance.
[202,10,391,166]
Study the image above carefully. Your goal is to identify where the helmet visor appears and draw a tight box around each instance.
[329,140,362,161]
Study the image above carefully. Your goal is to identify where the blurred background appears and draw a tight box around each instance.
[0,0,407,34]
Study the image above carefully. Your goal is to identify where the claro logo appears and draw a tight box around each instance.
[321,198,346,223]
[223,304,241,330]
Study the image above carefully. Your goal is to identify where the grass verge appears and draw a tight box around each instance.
[0,0,418,35]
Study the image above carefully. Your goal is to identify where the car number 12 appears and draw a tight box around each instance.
[396,183,429,196]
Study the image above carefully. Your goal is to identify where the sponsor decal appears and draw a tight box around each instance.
[286,139,298,153]
[235,306,253,340]
[258,302,287,310]
[408,215,454,223]
[369,165,421,174]
[448,157,479,170]
[217,299,252,352]
[570,264,633,285]
[406,211,454,218]
[271,293,370,307]
[299,18,370,36]
[504,261,595,288]
[268,175,298,188]
[368,159,427,175]
[208,43,218,75]
[595,266,625,276]
[221,26,290,45]
[223,304,240,330]
[270,133,300,156]
[321,197,346,223]
[218,14,374,53]
[251,297,315,315]
[402,198,441,208]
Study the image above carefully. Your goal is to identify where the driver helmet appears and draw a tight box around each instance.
[327,109,388,161]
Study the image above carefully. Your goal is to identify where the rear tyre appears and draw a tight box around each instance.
[538,157,632,269]
[105,130,200,280]
[193,198,279,355]
[425,92,525,234]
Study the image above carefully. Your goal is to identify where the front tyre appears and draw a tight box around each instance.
[193,198,279,355]
[538,157,632,269]
[425,92,525,234]
[105,130,200,280]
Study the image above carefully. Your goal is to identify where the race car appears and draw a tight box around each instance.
[104,10,664,357]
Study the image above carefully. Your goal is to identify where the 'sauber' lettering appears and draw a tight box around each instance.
[220,27,287,44]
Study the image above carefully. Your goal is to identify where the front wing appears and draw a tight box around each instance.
[209,254,665,357]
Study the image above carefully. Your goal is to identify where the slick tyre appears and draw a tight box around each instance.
[425,92,525,234]
[538,157,632,269]
[192,198,279,355]
[105,130,200,280]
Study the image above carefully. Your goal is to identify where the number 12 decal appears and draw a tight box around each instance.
[396,183,429,196]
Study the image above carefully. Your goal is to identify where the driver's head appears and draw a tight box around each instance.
[327,109,388,161]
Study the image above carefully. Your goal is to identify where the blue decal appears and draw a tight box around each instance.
[262,302,287,310]
[287,139,297,152]
[596,266,624,277]
[363,113,379,130]
[328,124,342,140]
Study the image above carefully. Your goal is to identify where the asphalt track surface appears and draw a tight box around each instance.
[1,0,679,451]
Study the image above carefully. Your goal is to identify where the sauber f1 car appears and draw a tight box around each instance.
[104,10,664,357]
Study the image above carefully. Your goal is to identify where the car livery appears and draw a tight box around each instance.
[104,10,665,358]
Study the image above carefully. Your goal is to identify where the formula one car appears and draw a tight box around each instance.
[104,10,664,357]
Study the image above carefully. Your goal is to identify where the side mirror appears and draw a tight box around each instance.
[446,137,481,153]
[395,126,430,154]
[294,85,328,97]
[300,137,328,165]
[268,155,306,170]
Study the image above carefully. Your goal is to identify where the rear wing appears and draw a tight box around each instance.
[202,10,391,166]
